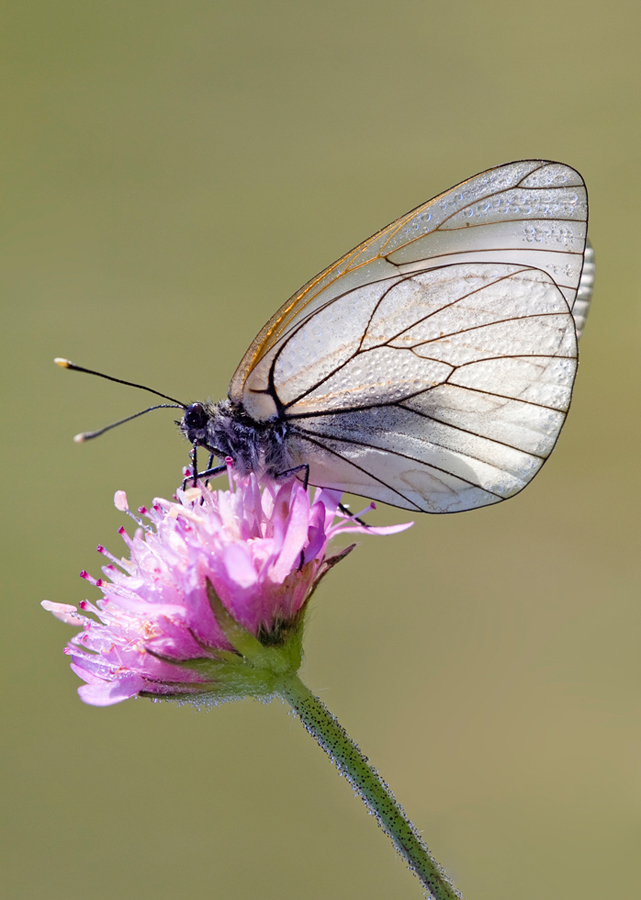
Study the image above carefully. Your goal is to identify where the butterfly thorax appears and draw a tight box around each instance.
[180,398,292,477]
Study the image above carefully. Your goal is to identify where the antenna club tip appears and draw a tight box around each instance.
[54,358,71,368]
[73,433,87,444]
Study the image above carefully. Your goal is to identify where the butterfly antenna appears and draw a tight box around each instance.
[73,404,185,443]
[54,358,186,406]
[55,358,188,443]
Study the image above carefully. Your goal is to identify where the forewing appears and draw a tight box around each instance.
[232,159,588,420]
[280,263,578,513]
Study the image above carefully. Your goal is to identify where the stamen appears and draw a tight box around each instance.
[225,457,234,492]
[80,570,103,587]
[350,502,377,519]
[97,544,132,572]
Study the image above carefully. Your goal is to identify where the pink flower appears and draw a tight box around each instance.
[43,466,411,707]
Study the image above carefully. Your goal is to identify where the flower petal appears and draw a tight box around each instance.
[78,674,147,706]
[41,600,86,626]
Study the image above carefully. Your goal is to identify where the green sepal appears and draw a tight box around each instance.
[206,580,272,663]
[146,647,288,700]
[143,580,307,703]
[205,579,304,676]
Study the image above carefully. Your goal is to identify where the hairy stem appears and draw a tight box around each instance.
[277,672,463,899]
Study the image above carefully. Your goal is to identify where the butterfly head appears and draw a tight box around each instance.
[182,401,211,443]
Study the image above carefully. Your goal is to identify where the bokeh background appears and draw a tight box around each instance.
[1,1,639,898]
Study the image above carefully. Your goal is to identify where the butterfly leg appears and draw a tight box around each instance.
[183,444,226,490]
[197,464,226,479]
[276,463,310,490]
[199,453,217,503]
[181,442,200,490]
[191,443,199,487]
[337,502,368,527]
[183,463,227,488]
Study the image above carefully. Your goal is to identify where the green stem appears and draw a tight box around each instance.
[277,672,463,900]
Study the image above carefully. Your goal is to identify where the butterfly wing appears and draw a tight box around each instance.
[231,160,590,513]
[573,239,594,340]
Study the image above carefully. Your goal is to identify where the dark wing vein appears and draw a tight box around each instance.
[394,403,547,460]
[284,378,565,418]
[297,401,546,467]
[295,425,504,498]
[277,266,563,412]
[357,278,404,353]
[408,311,572,351]
[380,269,531,346]
[292,431,423,510]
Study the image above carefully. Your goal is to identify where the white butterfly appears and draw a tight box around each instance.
[181,160,593,513]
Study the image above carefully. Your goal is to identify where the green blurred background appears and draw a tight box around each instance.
[1,1,639,898]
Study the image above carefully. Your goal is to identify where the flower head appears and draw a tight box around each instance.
[43,466,411,707]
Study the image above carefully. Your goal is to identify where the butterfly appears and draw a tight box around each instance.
[61,160,593,514]
[178,159,593,513]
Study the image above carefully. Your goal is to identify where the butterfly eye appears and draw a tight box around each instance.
[184,402,209,432]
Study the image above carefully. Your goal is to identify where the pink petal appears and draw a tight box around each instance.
[78,674,146,706]
[41,600,86,626]
[222,543,258,589]
[269,487,311,582]
[114,491,129,511]
[303,503,327,563]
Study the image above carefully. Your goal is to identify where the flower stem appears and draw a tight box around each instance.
[277,672,463,899]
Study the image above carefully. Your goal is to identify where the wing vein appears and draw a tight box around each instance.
[407,311,573,351]
[295,426,504,497]
[395,402,547,459]
[293,432,424,510]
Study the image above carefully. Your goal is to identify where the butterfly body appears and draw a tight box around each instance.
[180,160,593,514]
[182,398,293,478]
